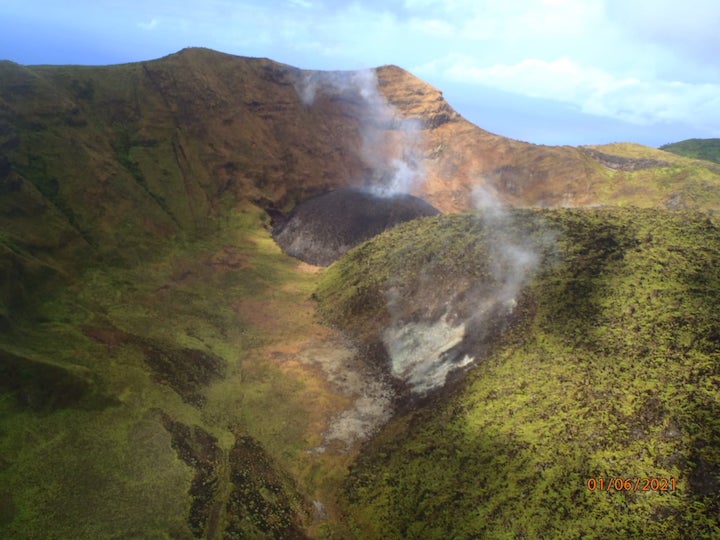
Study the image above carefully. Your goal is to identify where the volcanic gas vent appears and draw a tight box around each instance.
[273,188,440,266]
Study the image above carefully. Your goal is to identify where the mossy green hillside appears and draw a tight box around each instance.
[0,204,355,538]
[585,143,720,210]
[317,208,720,538]
[316,211,545,344]
[661,138,720,165]
[4,50,720,538]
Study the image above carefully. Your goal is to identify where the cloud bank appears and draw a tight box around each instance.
[430,56,720,131]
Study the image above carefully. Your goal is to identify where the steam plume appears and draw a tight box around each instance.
[471,183,540,312]
[295,69,424,195]
[380,182,547,395]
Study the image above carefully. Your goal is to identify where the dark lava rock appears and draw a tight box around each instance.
[158,412,222,537]
[225,433,308,539]
[142,343,226,407]
[273,188,440,266]
[581,147,672,171]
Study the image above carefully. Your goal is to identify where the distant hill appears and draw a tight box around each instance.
[661,138,720,164]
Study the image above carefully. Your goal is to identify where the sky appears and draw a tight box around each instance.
[1,0,719,147]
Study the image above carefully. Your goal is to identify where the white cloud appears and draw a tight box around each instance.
[444,57,638,102]
[138,18,159,31]
[408,17,455,38]
[436,55,720,130]
[607,0,720,57]
[402,0,607,43]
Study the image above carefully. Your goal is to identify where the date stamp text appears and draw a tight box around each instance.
[587,477,678,492]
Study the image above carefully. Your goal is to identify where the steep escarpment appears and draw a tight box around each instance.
[3,48,720,300]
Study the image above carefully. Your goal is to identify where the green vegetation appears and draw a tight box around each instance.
[3,50,720,538]
[584,143,720,210]
[0,204,356,538]
[318,209,720,538]
[661,139,720,165]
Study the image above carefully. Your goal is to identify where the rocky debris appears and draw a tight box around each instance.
[141,342,226,407]
[273,187,440,266]
[158,413,309,538]
[225,433,308,538]
[665,193,684,210]
[582,147,672,171]
[158,412,223,538]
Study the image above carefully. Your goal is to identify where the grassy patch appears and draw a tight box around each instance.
[0,202,356,538]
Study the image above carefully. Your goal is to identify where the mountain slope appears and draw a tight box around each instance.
[3,48,720,273]
[3,47,720,319]
[1,48,720,538]
[318,209,720,538]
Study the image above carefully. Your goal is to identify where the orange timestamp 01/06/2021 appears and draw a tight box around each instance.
[586,477,678,492]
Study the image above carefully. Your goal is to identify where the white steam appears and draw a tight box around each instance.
[384,315,473,395]
[382,182,546,395]
[319,378,393,448]
[293,71,549,400]
[295,69,424,196]
[297,69,379,107]
[472,182,540,311]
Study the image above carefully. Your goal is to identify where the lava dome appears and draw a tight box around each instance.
[273,188,440,266]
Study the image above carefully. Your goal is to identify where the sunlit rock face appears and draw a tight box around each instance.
[273,187,439,266]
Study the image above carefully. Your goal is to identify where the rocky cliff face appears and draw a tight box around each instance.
[3,48,719,249]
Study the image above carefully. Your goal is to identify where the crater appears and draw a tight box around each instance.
[273,187,440,266]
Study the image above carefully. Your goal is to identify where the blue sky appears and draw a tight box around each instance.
[1,0,719,147]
